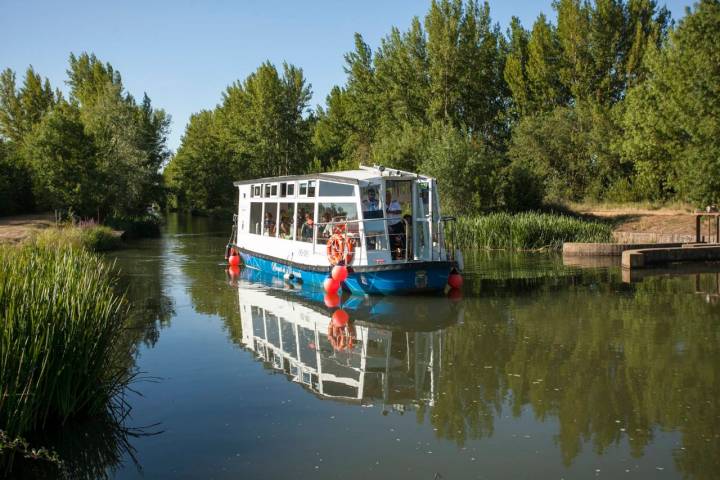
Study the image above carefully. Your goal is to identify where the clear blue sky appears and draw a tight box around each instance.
[0,0,694,152]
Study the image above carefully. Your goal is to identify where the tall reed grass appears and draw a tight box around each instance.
[0,243,130,441]
[449,212,613,250]
[33,224,122,252]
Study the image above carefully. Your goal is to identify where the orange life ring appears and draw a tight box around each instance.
[326,233,354,266]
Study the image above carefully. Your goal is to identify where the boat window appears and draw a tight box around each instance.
[249,202,263,235]
[308,180,316,197]
[299,182,307,196]
[253,185,261,197]
[360,185,387,251]
[317,203,358,245]
[296,202,314,243]
[287,183,295,196]
[263,202,277,236]
[264,184,271,198]
[319,181,354,197]
[249,185,254,198]
[278,203,294,240]
[271,184,278,196]
[280,183,287,197]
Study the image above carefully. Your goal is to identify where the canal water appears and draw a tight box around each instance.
[92,214,719,479]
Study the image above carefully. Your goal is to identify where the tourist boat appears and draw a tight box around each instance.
[227,166,462,295]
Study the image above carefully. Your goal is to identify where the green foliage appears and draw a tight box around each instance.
[449,212,613,249]
[621,0,720,206]
[0,140,34,215]
[1,53,169,218]
[420,121,502,213]
[165,61,313,212]
[23,101,99,216]
[0,243,130,440]
[104,213,161,239]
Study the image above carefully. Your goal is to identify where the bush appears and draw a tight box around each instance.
[0,244,130,440]
[449,212,613,250]
[105,214,161,238]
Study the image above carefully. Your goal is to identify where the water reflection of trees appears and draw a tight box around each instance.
[425,273,720,478]
[167,213,240,329]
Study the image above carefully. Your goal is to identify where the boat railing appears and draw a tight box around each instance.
[313,217,415,263]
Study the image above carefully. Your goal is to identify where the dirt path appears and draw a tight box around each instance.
[0,213,55,244]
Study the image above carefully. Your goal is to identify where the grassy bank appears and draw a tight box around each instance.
[32,224,122,252]
[0,243,131,459]
[449,212,613,250]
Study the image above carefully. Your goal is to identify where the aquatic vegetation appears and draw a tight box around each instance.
[0,244,131,443]
[449,212,613,250]
[32,224,122,252]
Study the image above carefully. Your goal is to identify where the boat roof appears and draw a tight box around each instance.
[233,165,432,186]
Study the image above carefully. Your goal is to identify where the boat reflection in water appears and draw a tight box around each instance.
[232,267,462,407]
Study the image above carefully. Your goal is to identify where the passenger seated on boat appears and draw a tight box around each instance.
[264,212,276,236]
[279,211,292,239]
[300,212,314,242]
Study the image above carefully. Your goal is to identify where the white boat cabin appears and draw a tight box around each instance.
[234,166,450,267]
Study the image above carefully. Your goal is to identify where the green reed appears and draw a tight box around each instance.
[449,212,613,250]
[33,225,122,252]
[0,243,130,440]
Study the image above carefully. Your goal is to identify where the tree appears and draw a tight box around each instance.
[168,61,313,211]
[0,67,56,144]
[166,110,230,211]
[24,101,99,216]
[526,14,568,113]
[622,0,720,205]
[504,17,530,117]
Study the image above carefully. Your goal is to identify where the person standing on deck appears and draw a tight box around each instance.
[386,190,403,256]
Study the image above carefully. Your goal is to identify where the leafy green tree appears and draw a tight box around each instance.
[24,101,99,216]
[0,67,56,144]
[168,61,312,211]
[503,17,530,117]
[420,121,502,213]
[166,110,230,211]
[65,53,170,217]
[374,19,430,128]
[526,14,568,113]
[622,0,720,205]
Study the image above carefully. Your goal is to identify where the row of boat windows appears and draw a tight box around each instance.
[248,201,358,244]
[249,180,355,199]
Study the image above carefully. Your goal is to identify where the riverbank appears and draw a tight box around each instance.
[0,214,55,244]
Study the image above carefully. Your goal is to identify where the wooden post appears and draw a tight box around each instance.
[716,215,719,244]
[696,214,702,243]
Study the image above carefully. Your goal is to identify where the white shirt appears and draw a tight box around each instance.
[386,200,402,226]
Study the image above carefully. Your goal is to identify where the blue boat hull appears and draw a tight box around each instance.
[237,248,452,295]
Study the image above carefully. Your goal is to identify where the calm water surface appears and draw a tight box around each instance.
[98,214,719,479]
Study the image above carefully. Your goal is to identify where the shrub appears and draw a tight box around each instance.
[105,214,161,238]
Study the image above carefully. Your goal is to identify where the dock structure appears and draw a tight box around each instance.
[564,212,720,270]
[621,245,720,269]
[695,212,720,243]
